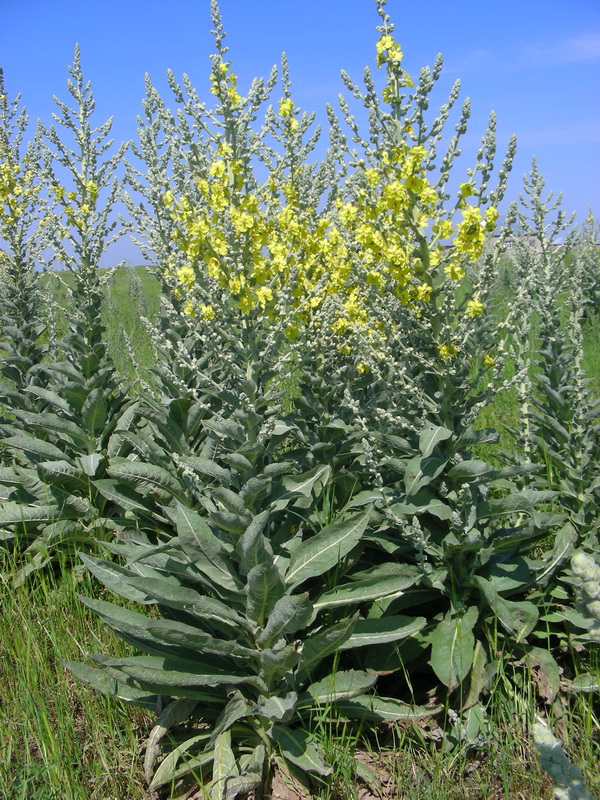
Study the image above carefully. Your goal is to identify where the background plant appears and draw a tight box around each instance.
[0,48,135,575]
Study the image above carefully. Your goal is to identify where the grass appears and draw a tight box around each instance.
[0,550,152,800]
[2,555,596,800]
[2,262,599,799]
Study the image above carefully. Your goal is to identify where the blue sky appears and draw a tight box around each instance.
[1,0,599,263]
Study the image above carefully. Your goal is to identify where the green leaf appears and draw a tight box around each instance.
[313,568,418,614]
[81,388,108,437]
[180,455,231,483]
[281,464,331,496]
[139,579,247,631]
[148,734,213,791]
[212,486,252,518]
[176,505,243,593]
[333,694,439,722]
[297,616,358,684]
[14,411,94,449]
[3,435,73,463]
[339,615,427,650]
[456,427,499,448]
[246,562,286,627]
[304,670,377,705]
[478,491,557,519]
[98,654,266,692]
[37,460,90,492]
[271,726,332,777]
[93,478,155,513]
[108,459,186,501]
[474,577,538,641]
[404,456,447,496]
[446,460,496,481]
[522,646,561,704]
[259,643,301,686]
[144,697,199,782]
[286,509,371,589]
[0,502,79,525]
[210,729,239,800]
[257,692,298,722]
[236,511,272,576]
[419,424,453,457]
[388,490,453,521]
[63,660,158,709]
[80,594,254,660]
[429,607,478,691]
[203,416,245,441]
[77,453,104,478]
[257,593,313,647]
[463,638,490,710]
[25,385,72,414]
[79,553,159,604]
[535,522,577,585]
[569,673,600,693]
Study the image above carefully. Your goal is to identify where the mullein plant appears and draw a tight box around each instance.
[577,212,600,322]
[61,2,585,792]
[0,47,136,574]
[67,403,439,799]
[496,162,600,677]
[533,716,598,800]
[126,6,300,417]
[511,161,599,548]
[0,70,48,428]
[532,554,599,798]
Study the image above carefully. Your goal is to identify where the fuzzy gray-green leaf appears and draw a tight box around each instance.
[285,509,371,589]
[246,562,286,626]
[429,607,478,690]
[176,504,243,592]
[271,726,332,777]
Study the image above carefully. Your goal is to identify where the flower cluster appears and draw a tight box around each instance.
[159,26,503,365]
[210,60,242,107]
[52,179,99,232]
[0,147,39,237]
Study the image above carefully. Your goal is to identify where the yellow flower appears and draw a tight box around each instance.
[416,282,432,301]
[228,273,246,294]
[484,206,499,230]
[357,362,369,374]
[376,35,395,55]
[256,285,273,308]
[279,97,295,118]
[364,168,379,188]
[210,234,228,256]
[429,247,442,267]
[209,160,226,178]
[201,304,215,321]
[444,262,465,281]
[338,203,358,225]
[227,87,242,106]
[176,265,195,287]
[433,219,454,240]
[484,354,495,366]
[438,343,458,360]
[182,301,196,317]
[466,298,484,316]
[85,180,99,201]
